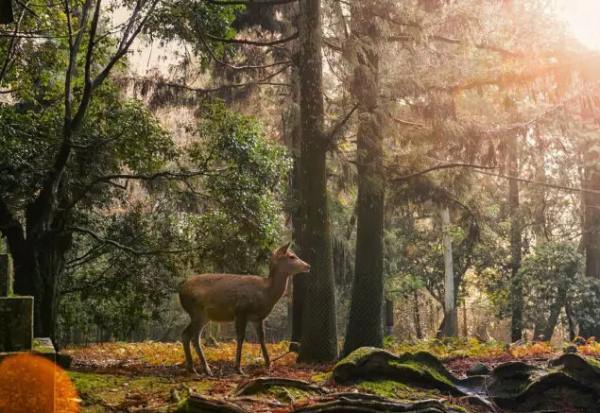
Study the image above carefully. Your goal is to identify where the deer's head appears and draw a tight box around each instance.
[269,242,310,277]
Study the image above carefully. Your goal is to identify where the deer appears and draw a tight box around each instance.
[178,242,310,376]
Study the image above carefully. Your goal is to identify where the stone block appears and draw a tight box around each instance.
[0,296,33,352]
[0,254,12,296]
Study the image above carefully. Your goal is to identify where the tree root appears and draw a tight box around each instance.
[291,393,461,413]
[186,394,249,413]
[235,376,328,396]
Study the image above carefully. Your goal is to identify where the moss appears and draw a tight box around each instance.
[32,338,55,354]
[390,360,455,388]
[358,380,437,400]
[266,385,314,403]
[334,346,384,369]
[310,371,332,383]
[69,371,212,412]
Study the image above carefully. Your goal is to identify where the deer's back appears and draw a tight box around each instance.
[179,273,271,322]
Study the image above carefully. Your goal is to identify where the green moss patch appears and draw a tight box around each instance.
[333,347,484,396]
[70,371,212,412]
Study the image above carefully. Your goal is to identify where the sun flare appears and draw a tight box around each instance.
[558,0,600,50]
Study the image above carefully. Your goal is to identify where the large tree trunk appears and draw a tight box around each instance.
[582,151,600,278]
[281,3,307,351]
[8,224,69,342]
[580,146,600,337]
[296,0,338,363]
[508,133,523,342]
[441,207,458,337]
[342,0,384,356]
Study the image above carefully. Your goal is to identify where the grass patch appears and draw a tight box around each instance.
[69,371,212,412]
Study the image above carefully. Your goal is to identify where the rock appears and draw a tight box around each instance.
[467,362,490,376]
[332,347,485,396]
[573,336,586,345]
[487,354,600,411]
[563,344,577,354]
[0,296,33,352]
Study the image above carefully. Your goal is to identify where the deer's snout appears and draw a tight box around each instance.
[303,263,311,272]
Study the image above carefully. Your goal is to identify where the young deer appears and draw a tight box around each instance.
[178,243,310,375]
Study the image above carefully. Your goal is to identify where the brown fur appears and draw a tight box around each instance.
[178,243,310,375]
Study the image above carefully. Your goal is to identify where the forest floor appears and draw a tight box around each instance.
[63,339,600,413]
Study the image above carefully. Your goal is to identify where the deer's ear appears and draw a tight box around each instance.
[275,242,291,256]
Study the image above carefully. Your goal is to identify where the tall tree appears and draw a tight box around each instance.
[296,0,338,362]
[508,131,523,342]
[343,0,385,355]
[0,0,160,340]
[441,207,458,337]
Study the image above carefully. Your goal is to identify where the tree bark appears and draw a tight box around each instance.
[342,0,385,356]
[579,145,600,337]
[281,3,307,352]
[413,290,423,339]
[582,149,600,279]
[508,133,523,342]
[441,207,458,337]
[297,0,338,363]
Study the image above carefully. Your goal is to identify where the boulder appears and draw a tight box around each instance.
[332,347,485,396]
[466,362,490,377]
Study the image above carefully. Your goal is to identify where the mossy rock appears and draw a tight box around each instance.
[234,377,325,403]
[333,347,484,396]
[487,355,600,411]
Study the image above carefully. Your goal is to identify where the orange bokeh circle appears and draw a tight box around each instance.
[0,353,79,413]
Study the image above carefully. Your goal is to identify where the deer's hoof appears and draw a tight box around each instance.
[186,366,199,376]
[204,367,213,377]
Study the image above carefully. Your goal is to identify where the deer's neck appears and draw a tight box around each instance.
[267,268,289,303]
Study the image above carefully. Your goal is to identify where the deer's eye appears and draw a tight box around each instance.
[290,255,297,259]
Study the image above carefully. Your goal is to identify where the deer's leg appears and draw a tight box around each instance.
[255,320,270,368]
[181,323,197,374]
[234,317,247,375]
[191,317,212,376]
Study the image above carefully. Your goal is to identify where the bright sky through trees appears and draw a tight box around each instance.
[560,0,600,50]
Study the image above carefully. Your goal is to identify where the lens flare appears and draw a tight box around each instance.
[0,354,79,413]
[559,0,600,50]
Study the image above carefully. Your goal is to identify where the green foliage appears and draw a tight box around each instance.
[59,103,290,338]
[518,242,582,331]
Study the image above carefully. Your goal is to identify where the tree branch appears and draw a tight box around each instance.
[204,31,298,47]
[69,226,198,256]
[203,0,297,6]
[325,103,359,145]
[391,163,496,182]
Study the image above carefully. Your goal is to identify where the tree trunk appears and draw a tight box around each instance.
[508,133,523,342]
[9,227,69,342]
[580,147,600,337]
[413,290,423,340]
[441,207,458,337]
[533,130,547,246]
[342,0,385,357]
[541,287,567,341]
[384,298,394,336]
[297,0,338,363]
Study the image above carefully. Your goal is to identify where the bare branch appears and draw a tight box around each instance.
[390,163,496,182]
[203,0,297,5]
[204,31,298,47]
[69,226,197,256]
[325,103,359,144]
